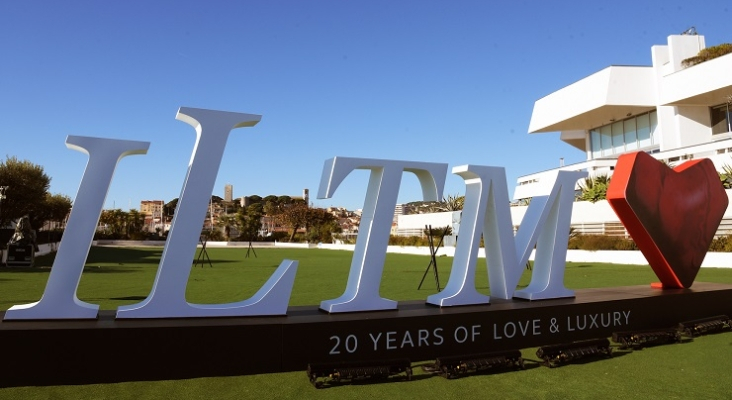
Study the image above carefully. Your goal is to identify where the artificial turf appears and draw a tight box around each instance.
[1,246,731,399]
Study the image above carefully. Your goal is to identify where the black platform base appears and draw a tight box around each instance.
[1,282,731,387]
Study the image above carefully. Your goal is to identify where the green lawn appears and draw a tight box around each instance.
[1,247,731,399]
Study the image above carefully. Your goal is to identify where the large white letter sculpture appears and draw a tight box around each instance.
[117,107,297,319]
[427,167,585,307]
[4,136,150,320]
[318,157,448,313]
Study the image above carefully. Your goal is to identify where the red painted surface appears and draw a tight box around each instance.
[607,152,728,288]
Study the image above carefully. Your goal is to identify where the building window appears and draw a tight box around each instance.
[711,103,732,135]
[589,111,657,159]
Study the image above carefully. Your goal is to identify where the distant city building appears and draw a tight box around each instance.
[224,184,233,202]
[303,188,309,205]
[140,200,164,216]
[140,200,165,232]
[394,203,407,223]
[394,203,406,216]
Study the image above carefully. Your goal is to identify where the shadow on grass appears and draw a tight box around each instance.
[191,259,239,266]
[87,247,163,264]
[0,266,51,273]
[3,296,43,302]
[82,266,140,274]
[109,295,148,301]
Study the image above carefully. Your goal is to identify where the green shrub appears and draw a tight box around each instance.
[682,43,732,67]
[577,175,610,203]
[204,229,224,242]
[128,231,148,241]
[389,235,431,246]
[568,234,637,251]
[709,235,732,252]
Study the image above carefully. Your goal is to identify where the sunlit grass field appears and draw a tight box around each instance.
[1,246,731,399]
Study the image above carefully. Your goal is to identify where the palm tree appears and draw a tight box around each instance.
[216,213,237,241]
[432,194,465,212]
[126,209,144,237]
[719,164,732,189]
[578,175,610,203]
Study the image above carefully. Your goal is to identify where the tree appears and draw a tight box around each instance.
[43,193,73,229]
[719,164,732,189]
[262,195,278,205]
[99,209,126,238]
[305,207,341,243]
[216,213,237,241]
[0,156,51,228]
[237,203,264,241]
[278,200,309,241]
[126,209,146,239]
[163,198,179,223]
[246,195,262,204]
[432,194,465,212]
[97,209,146,239]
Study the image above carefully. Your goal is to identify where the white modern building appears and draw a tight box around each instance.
[511,32,732,236]
[391,33,732,240]
[396,211,461,246]
[515,32,732,202]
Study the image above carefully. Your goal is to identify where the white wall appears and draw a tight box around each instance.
[317,243,732,268]
[396,211,461,246]
[675,105,712,147]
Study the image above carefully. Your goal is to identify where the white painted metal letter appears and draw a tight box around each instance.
[428,167,586,307]
[513,170,586,300]
[117,107,297,319]
[318,157,447,313]
[427,165,508,306]
[4,136,149,320]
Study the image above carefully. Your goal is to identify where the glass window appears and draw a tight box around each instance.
[600,125,612,156]
[589,110,657,157]
[637,113,651,148]
[611,121,624,154]
[624,119,638,151]
[711,104,731,134]
[590,130,601,159]
[649,111,658,145]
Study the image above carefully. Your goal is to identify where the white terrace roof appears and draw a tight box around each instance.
[660,52,732,106]
[528,66,657,133]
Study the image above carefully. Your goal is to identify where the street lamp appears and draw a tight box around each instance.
[0,186,8,266]
[0,186,7,214]
[0,186,8,227]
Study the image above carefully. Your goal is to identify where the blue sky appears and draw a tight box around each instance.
[1,1,730,211]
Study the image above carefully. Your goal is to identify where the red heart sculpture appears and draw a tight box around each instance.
[607,151,728,289]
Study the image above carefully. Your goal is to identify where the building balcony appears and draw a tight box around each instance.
[513,137,732,201]
[660,52,732,107]
[529,66,657,134]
